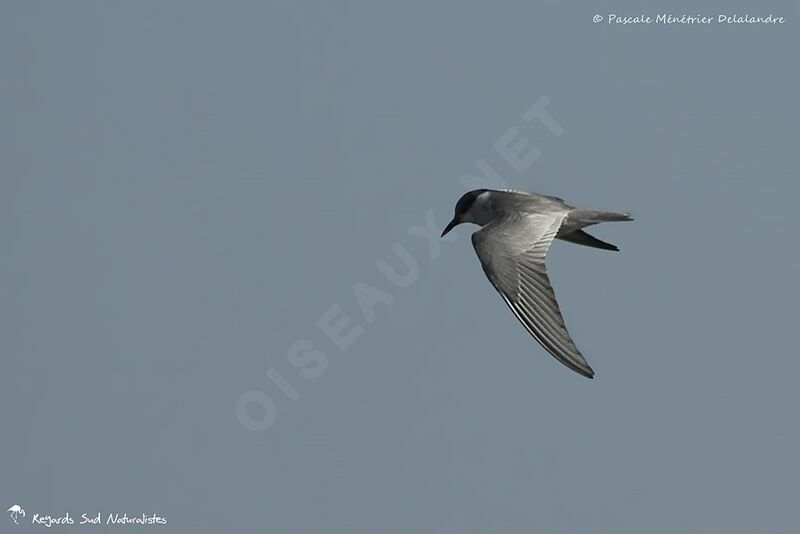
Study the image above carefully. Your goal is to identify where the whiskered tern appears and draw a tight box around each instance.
[441,189,632,379]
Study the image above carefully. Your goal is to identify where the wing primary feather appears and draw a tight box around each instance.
[471,212,595,378]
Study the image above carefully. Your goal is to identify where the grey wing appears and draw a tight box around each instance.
[471,212,595,378]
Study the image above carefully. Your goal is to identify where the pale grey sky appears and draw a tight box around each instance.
[2,1,799,532]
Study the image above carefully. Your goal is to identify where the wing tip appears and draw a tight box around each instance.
[564,359,595,379]
[570,361,594,379]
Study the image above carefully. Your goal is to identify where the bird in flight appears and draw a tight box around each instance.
[441,189,632,378]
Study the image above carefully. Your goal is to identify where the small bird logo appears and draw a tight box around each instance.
[7,505,25,525]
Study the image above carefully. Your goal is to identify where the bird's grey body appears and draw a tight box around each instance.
[441,189,632,378]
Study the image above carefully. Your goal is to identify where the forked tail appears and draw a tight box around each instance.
[571,209,633,224]
[559,209,632,251]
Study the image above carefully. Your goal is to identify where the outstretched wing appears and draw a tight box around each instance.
[471,212,595,378]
